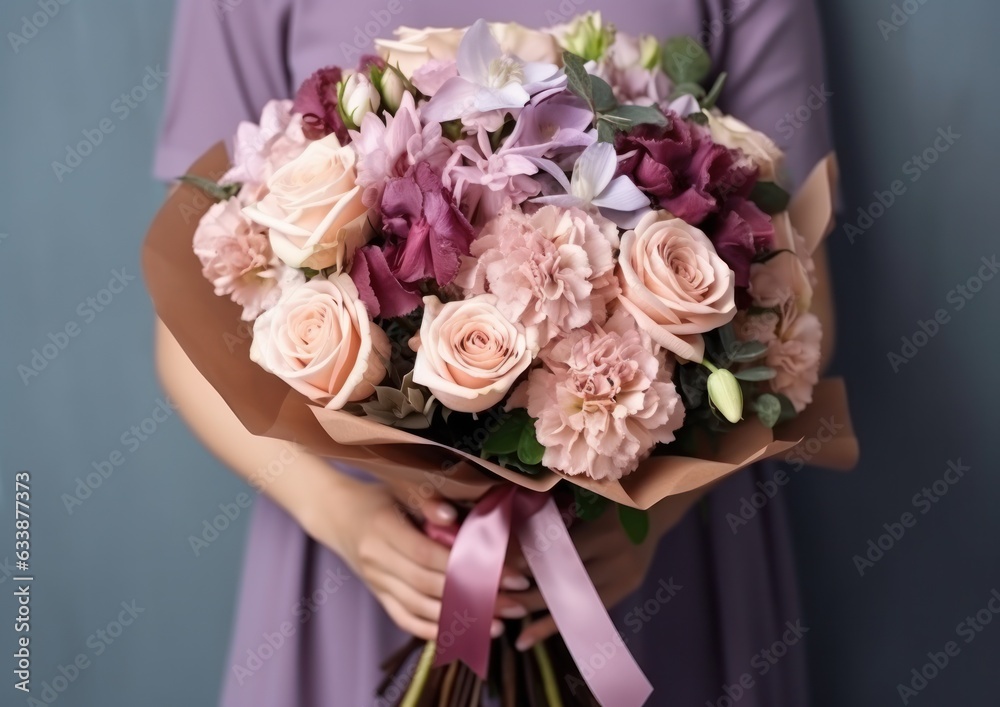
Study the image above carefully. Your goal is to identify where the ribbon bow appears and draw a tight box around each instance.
[434,486,653,707]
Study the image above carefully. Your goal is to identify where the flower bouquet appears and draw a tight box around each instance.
[144,13,857,707]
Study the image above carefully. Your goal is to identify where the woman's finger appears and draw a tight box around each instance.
[378,593,440,642]
[515,614,558,652]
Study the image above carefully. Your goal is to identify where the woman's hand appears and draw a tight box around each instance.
[505,490,705,651]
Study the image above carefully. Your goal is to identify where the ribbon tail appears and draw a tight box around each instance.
[433,486,516,678]
[516,494,653,707]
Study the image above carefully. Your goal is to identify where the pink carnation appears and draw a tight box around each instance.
[511,310,684,481]
[193,197,302,321]
[351,92,453,208]
[456,204,619,346]
[766,311,822,412]
[732,310,779,346]
[223,100,309,190]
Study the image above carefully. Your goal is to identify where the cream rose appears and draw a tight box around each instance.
[377,23,561,78]
[412,294,537,413]
[250,274,389,410]
[708,114,785,183]
[243,133,371,270]
[617,211,736,361]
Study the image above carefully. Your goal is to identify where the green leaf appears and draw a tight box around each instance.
[573,487,608,522]
[734,366,777,382]
[749,181,792,215]
[603,104,668,129]
[178,174,241,202]
[562,51,593,110]
[701,71,727,110]
[754,394,782,428]
[481,410,530,458]
[670,82,706,101]
[661,36,711,85]
[729,340,768,363]
[772,393,799,424]
[517,422,546,466]
[687,111,709,126]
[496,454,545,476]
[591,75,618,113]
[617,505,650,545]
[596,119,618,144]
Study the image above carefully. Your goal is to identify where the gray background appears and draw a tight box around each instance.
[0,1,996,705]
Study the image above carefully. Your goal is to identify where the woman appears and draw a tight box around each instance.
[154,1,835,704]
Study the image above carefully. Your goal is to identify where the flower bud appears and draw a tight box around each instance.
[563,12,615,62]
[376,66,406,114]
[338,72,380,130]
[638,35,662,71]
[707,368,744,424]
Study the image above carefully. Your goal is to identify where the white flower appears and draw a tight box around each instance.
[339,73,381,130]
[533,142,650,227]
[421,19,566,130]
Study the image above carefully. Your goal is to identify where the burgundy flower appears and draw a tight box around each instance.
[349,245,422,318]
[617,113,759,225]
[381,162,475,287]
[293,66,349,142]
[709,197,775,290]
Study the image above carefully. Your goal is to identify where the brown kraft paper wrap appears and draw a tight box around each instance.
[143,142,859,510]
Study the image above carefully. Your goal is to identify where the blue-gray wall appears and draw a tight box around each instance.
[0,1,996,705]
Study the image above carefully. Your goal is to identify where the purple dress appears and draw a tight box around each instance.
[155,2,832,705]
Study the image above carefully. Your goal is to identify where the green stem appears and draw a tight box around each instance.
[532,641,564,707]
[400,640,437,707]
[700,359,719,374]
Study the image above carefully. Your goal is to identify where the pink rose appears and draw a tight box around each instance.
[243,134,372,270]
[511,309,684,481]
[616,211,737,361]
[249,274,390,409]
[766,311,822,412]
[412,294,537,413]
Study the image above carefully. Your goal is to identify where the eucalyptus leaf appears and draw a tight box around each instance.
[496,454,545,476]
[591,75,618,113]
[754,394,782,428]
[730,340,769,363]
[670,82,706,100]
[617,505,650,545]
[562,51,593,109]
[661,36,712,84]
[749,181,792,215]
[604,104,668,128]
[772,393,799,423]
[179,174,241,202]
[734,366,777,382]
[596,119,618,143]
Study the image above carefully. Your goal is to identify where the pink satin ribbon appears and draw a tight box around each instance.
[434,486,653,707]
